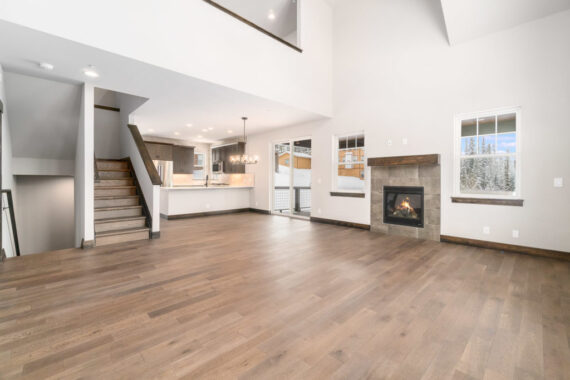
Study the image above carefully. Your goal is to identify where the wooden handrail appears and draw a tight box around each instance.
[94,104,120,112]
[1,190,21,257]
[127,124,162,185]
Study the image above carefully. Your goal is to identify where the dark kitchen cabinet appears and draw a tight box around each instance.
[172,145,195,174]
[212,143,245,174]
[145,142,173,161]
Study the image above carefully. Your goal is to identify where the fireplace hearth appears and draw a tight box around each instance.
[383,186,424,227]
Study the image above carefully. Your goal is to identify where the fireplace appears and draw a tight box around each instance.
[383,186,424,228]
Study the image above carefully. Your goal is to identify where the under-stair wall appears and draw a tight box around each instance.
[117,93,161,237]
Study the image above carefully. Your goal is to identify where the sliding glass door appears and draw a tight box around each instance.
[273,138,311,218]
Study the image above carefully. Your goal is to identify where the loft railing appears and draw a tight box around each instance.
[202,0,302,53]
[2,189,21,257]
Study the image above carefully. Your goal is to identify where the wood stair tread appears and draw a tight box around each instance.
[95,185,136,189]
[97,169,131,172]
[95,195,139,200]
[96,227,149,237]
[95,205,142,211]
[95,216,146,224]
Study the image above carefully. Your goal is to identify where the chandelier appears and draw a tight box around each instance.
[230,117,259,165]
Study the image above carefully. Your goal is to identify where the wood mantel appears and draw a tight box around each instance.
[367,154,440,167]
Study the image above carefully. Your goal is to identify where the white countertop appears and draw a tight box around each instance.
[161,186,253,191]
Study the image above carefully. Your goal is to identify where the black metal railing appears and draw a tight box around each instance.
[2,189,20,256]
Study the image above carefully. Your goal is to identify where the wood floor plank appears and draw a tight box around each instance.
[0,213,568,379]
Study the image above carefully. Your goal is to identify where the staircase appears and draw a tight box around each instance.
[94,159,150,246]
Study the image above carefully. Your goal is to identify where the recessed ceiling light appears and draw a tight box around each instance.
[39,62,54,71]
[208,127,213,130]
[268,10,276,20]
[186,123,193,127]
[227,130,233,134]
[202,129,208,132]
[174,132,180,136]
[83,66,99,78]
[149,128,155,132]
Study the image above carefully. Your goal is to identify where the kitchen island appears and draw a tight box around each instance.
[160,186,253,219]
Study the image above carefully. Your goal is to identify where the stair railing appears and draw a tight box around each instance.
[1,189,21,257]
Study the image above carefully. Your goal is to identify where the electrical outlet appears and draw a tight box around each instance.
[483,226,490,235]
[317,178,322,185]
[554,177,563,187]
[402,138,408,145]
[512,229,519,238]
[318,208,322,214]
[205,203,211,209]
[387,139,392,146]
[255,201,259,206]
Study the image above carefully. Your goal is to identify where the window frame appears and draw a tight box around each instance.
[332,132,366,194]
[453,106,522,199]
[193,152,206,180]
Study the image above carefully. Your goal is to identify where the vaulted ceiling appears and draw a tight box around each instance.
[440,0,570,44]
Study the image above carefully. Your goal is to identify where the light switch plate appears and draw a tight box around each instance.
[402,138,408,145]
[387,139,393,146]
[512,229,519,238]
[483,226,490,235]
[554,177,563,187]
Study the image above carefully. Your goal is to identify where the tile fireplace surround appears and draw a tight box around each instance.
[368,154,441,241]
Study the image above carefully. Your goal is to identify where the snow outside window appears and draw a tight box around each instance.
[454,108,521,197]
[335,133,365,192]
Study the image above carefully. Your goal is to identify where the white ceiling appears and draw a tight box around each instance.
[0,20,323,144]
[441,0,570,44]
[214,0,298,40]
[4,71,80,160]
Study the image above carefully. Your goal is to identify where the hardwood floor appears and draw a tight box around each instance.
[0,213,569,379]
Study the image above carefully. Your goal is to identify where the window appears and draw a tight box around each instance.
[335,133,365,192]
[193,153,206,180]
[454,108,521,197]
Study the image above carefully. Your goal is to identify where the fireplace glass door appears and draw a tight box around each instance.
[383,186,424,227]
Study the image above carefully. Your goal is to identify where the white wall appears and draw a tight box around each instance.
[248,2,570,252]
[14,175,75,255]
[0,0,333,117]
[13,158,74,176]
[95,108,122,159]
[0,64,16,257]
[74,84,94,247]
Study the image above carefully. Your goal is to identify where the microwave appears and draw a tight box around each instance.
[212,161,223,174]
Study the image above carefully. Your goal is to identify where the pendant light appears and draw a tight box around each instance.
[230,117,259,165]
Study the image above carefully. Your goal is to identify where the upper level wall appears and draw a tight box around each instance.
[0,64,16,258]
[0,0,333,117]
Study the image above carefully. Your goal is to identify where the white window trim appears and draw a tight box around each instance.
[332,132,366,194]
[453,106,522,199]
